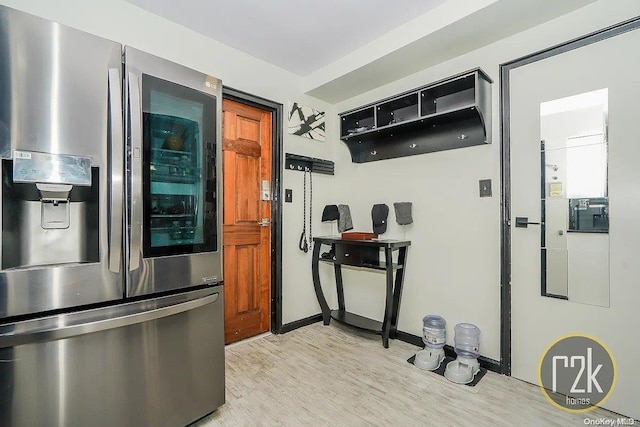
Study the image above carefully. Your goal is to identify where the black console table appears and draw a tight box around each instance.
[311,237,411,348]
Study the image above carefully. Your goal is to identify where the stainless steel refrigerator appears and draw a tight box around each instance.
[0,5,224,427]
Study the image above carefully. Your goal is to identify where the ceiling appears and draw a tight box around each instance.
[125,0,446,76]
[306,0,598,103]
[126,0,597,103]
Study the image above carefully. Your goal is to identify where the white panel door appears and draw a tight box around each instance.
[509,27,640,418]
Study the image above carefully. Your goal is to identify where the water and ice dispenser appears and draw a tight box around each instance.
[1,151,99,270]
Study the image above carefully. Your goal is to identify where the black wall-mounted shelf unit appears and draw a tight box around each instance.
[339,68,493,163]
[285,153,334,175]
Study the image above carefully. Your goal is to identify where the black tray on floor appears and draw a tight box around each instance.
[407,354,487,387]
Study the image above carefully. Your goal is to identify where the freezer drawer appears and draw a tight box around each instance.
[0,286,225,427]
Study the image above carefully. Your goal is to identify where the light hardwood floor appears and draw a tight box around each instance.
[194,323,618,427]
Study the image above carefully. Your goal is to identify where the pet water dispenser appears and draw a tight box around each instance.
[444,323,481,384]
[413,315,446,371]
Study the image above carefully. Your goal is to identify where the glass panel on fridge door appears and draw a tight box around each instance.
[142,74,217,258]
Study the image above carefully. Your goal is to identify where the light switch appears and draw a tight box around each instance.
[285,189,293,203]
[479,179,492,197]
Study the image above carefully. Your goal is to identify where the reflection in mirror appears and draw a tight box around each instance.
[540,88,609,307]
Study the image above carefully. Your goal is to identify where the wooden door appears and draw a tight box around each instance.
[222,99,272,344]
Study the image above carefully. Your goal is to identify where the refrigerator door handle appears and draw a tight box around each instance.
[108,68,124,274]
[128,71,143,271]
[0,292,219,348]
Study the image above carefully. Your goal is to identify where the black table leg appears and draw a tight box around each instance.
[381,247,394,348]
[311,241,331,325]
[390,247,408,339]
[334,264,345,311]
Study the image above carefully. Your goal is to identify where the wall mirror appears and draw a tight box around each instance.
[540,88,609,307]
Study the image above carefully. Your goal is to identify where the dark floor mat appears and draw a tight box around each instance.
[407,354,487,386]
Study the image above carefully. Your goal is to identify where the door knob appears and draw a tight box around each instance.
[515,217,543,228]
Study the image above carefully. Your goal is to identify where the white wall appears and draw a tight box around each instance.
[332,0,640,361]
[0,0,335,325]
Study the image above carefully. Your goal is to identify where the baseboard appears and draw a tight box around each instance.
[395,330,502,374]
[278,313,323,334]
[395,330,423,347]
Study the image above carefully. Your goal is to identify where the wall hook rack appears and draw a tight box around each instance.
[285,153,334,175]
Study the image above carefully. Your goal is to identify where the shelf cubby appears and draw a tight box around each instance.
[340,106,375,137]
[376,93,419,128]
[420,73,476,115]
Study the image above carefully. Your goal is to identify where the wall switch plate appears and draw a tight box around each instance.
[479,179,492,197]
[285,189,293,203]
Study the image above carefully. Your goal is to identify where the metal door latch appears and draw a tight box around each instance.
[261,180,271,201]
[258,218,271,227]
[515,217,543,228]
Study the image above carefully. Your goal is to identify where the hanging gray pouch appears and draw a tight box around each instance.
[337,204,353,232]
[393,202,413,225]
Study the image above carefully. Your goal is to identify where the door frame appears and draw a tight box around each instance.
[499,16,640,376]
[222,87,284,334]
